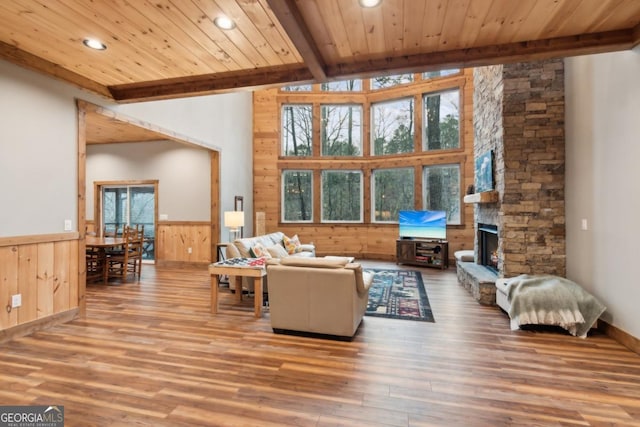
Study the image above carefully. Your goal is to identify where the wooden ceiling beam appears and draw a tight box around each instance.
[633,23,640,47]
[108,65,314,102]
[327,29,636,79]
[0,41,112,99]
[265,0,327,81]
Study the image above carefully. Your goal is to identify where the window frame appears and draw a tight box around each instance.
[320,103,364,157]
[321,170,364,223]
[422,163,462,225]
[281,170,314,223]
[371,167,415,223]
[422,88,461,152]
[370,96,416,156]
[281,103,314,157]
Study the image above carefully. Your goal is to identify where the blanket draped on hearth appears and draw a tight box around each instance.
[506,274,606,338]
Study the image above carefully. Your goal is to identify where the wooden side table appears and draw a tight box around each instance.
[215,242,229,284]
[209,258,267,318]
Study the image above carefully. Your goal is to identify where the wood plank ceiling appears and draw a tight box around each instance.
[0,0,639,105]
[2,0,636,145]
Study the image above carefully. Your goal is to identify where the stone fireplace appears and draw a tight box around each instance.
[457,59,567,305]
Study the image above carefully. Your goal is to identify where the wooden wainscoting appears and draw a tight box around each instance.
[0,233,80,341]
[156,221,211,264]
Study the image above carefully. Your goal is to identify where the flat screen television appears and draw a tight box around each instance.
[399,210,447,240]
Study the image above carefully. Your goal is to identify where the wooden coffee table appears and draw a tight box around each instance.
[208,257,267,318]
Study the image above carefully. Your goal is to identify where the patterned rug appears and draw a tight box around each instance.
[364,269,434,322]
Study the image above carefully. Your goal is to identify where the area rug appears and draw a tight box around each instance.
[364,269,434,322]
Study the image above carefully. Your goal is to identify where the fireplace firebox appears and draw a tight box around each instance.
[478,223,498,272]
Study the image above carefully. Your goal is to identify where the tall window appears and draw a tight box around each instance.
[371,98,415,155]
[321,104,362,156]
[282,104,312,156]
[372,168,414,222]
[423,89,460,150]
[282,170,313,222]
[102,184,155,260]
[423,164,460,224]
[322,170,362,222]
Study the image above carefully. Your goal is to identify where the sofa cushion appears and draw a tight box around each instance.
[233,232,285,257]
[249,242,272,258]
[266,244,289,258]
[283,234,301,254]
[280,256,348,269]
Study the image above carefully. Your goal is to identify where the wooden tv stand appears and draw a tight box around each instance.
[396,239,448,270]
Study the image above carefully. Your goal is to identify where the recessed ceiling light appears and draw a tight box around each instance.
[214,15,236,30]
[359,0,382,7]
[82,38,107,51]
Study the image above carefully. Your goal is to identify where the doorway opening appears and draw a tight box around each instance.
[97,181,158,262]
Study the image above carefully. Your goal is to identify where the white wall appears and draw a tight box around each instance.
[113,94,254,238]
[0,58,253,239]
[565,48,640,338]
[0,60,78,236]
[87,141,211,221]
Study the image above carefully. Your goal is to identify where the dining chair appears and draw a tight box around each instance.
[86,247,104,283]
[103,224,124,237]
[107,225,144,282]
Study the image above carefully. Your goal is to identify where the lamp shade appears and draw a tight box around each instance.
[224,211,244,229]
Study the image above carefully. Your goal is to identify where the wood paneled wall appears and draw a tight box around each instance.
[87,220,212,263]
[156,221,211,263]
[0,234,79,333]
[253,71,477,261]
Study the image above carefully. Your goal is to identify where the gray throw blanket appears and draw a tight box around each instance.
[506,274,606,338]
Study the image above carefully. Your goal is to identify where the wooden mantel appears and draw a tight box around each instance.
[463,191,499,204]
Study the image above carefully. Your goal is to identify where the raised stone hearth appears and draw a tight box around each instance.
[456,262,497,305]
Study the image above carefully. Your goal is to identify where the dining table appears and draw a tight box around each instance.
[86,235,126,284]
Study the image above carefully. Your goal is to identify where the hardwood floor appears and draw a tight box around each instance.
[2,261,640,426]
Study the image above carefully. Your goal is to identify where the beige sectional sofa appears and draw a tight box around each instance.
[265,257,373,339]
[225,231,315,291]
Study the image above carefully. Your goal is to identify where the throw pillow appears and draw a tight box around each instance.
[249,242,272,259]
[282,234,301,255]
[266,244,289,258]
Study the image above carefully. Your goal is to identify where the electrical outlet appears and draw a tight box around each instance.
[11,294,21,308]
[187,247,193,254]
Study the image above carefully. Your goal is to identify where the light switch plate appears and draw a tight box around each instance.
[11,294,21,308]
[64,219,72,231]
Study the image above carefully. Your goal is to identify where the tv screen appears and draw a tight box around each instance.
[399,210,446,240]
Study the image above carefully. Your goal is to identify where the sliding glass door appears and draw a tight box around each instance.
[102,184,155,261]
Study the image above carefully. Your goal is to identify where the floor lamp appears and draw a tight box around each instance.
[224,211,244,242]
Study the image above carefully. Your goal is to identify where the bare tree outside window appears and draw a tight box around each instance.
[423,164,461,224]
[102,185,155,259]
[423,89,460,150]
[372,168,415,222]
[371,74,414,90]
[281,84,312,92]
[423,69,460,80]
[321,104,362,156]
[322,170,362,222]
[372,98,415,155]
[320,79,362,91]
[282,170,313,221]
[282,104,313,156]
